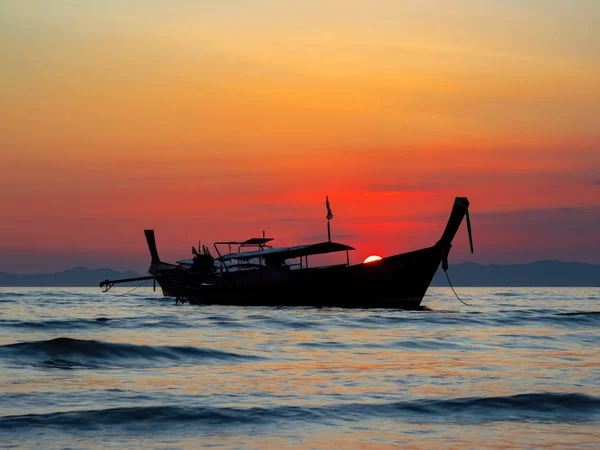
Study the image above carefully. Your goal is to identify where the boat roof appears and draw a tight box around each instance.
[214,237,274,246]
[216,241,355,262]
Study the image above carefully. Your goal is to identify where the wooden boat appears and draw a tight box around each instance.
[100,197,473,309]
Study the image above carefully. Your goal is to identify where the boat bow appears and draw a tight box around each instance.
[436,196,473,270]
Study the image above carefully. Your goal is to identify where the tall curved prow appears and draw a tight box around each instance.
[144,229,178,274]
[143,229,180,296]
[144,230,161,264]
[435,197,473,271]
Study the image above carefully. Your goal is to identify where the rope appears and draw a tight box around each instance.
[112,279,150,297]
[444,269,470,306]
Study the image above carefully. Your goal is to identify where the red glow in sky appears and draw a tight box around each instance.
[0,1,598,273]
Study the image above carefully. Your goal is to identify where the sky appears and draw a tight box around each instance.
[1,1,599,274]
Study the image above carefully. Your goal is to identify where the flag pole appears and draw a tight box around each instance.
[325,195,333,242]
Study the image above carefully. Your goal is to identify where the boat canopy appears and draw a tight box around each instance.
[214,237,274,246]
[216,241,355,262]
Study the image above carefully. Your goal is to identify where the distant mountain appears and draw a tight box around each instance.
[0,266,143,287]
[431,260,600,287]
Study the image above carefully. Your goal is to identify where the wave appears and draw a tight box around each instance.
[203,315,249,328]
[0,393,597,433]
[551,311,600,325]
[0,337,259,369]
[463,309,600,328]
[298,340,350,348]
[0,316,199,331]
[260,317,323,330]
[556,311,600,316]
[0,318,118,331]
[0,292,28,303]
[0,292,28,297]
[342,312,486,327]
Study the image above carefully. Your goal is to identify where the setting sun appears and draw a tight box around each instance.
[363,255,383,264]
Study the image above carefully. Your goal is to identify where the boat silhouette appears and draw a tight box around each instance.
[100,196,473,309]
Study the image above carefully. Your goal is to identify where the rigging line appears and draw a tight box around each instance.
[444,269,470,306]
[113,279,150,298]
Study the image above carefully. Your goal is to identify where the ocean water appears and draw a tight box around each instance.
[0,287,599,449]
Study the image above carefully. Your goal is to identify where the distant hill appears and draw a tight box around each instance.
[431,260,600,287]
[0,266,143,287]
[0,261,598,287]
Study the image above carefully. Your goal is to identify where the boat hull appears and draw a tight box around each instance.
[154,245,443,309]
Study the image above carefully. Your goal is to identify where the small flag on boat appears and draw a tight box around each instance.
[326,195,333,221]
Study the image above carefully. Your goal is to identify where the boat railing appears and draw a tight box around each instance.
[213,239,273,263]
[216,261,263,273]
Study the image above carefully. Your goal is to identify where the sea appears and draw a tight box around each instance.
[0,287,599,449]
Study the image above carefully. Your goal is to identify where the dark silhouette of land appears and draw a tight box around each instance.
[0,260,598,287]
[430,260,600,287]
[0,267,142,287]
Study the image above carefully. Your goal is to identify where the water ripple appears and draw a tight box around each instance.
[0,337,259,369]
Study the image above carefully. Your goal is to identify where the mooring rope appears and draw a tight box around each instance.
[112,279,150,298]
[444,269,470,306]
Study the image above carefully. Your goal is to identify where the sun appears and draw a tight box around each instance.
[363,255,383,263]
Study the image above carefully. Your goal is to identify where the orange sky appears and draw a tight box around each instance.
[1,1,599,273]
